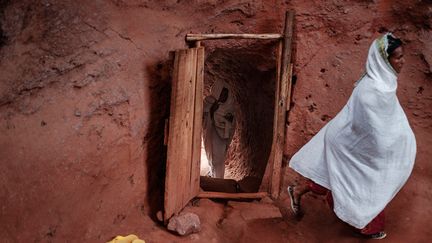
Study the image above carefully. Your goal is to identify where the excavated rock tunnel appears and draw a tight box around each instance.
[202,41,277,187]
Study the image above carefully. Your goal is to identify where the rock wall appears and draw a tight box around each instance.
[0,0,431,242]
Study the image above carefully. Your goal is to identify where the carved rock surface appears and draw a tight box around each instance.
[0,0,431,242]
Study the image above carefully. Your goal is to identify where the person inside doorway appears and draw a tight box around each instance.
[202,81,236,178]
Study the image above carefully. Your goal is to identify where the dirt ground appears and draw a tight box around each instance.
[1,0,431,242]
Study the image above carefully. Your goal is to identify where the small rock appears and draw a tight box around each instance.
[167,212,201,236]
[156,211,163,222]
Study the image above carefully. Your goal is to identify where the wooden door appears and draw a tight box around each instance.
[164,47,204,222]
[260,11,294,198]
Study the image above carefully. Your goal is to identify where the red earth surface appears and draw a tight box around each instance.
[0,0,431,242]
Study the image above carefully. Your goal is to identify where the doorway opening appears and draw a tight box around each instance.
[163,10,294,223]
[199,42,277,193]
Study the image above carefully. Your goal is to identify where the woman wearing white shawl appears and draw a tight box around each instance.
[288,33,416,239]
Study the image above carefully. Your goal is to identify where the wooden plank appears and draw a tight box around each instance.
[270,10,295,198]
[260,11,294,198]
[197,191,268,199]
[184,48,197,203]
[172,49,191,220]
[164,49,182,222]
[260,39,283,193]
[179,48,197,212]
[286,63,294,111]
[164,48,199,223]
[186,33,282,41]
[190,47,205,199]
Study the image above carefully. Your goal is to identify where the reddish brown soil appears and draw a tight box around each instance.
[0,0,431,242]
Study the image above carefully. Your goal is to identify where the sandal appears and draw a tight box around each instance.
[287,186,301,216]
[365,231,387,240]
[354,231,387,240]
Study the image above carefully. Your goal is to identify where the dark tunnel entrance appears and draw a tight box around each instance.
[200,41,277,193]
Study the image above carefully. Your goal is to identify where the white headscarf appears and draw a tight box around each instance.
[365,33,398,89]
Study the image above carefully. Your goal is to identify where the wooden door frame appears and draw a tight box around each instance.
[186,10,295,199]
[164,10,295,222]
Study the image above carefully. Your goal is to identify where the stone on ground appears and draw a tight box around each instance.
[167,212,201,236]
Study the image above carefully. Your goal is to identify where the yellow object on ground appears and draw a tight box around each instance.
[107,234,145,243]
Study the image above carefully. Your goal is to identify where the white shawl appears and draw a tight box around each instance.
[289,34,417,228]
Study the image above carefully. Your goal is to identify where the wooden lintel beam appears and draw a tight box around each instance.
[186,33,282,42]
